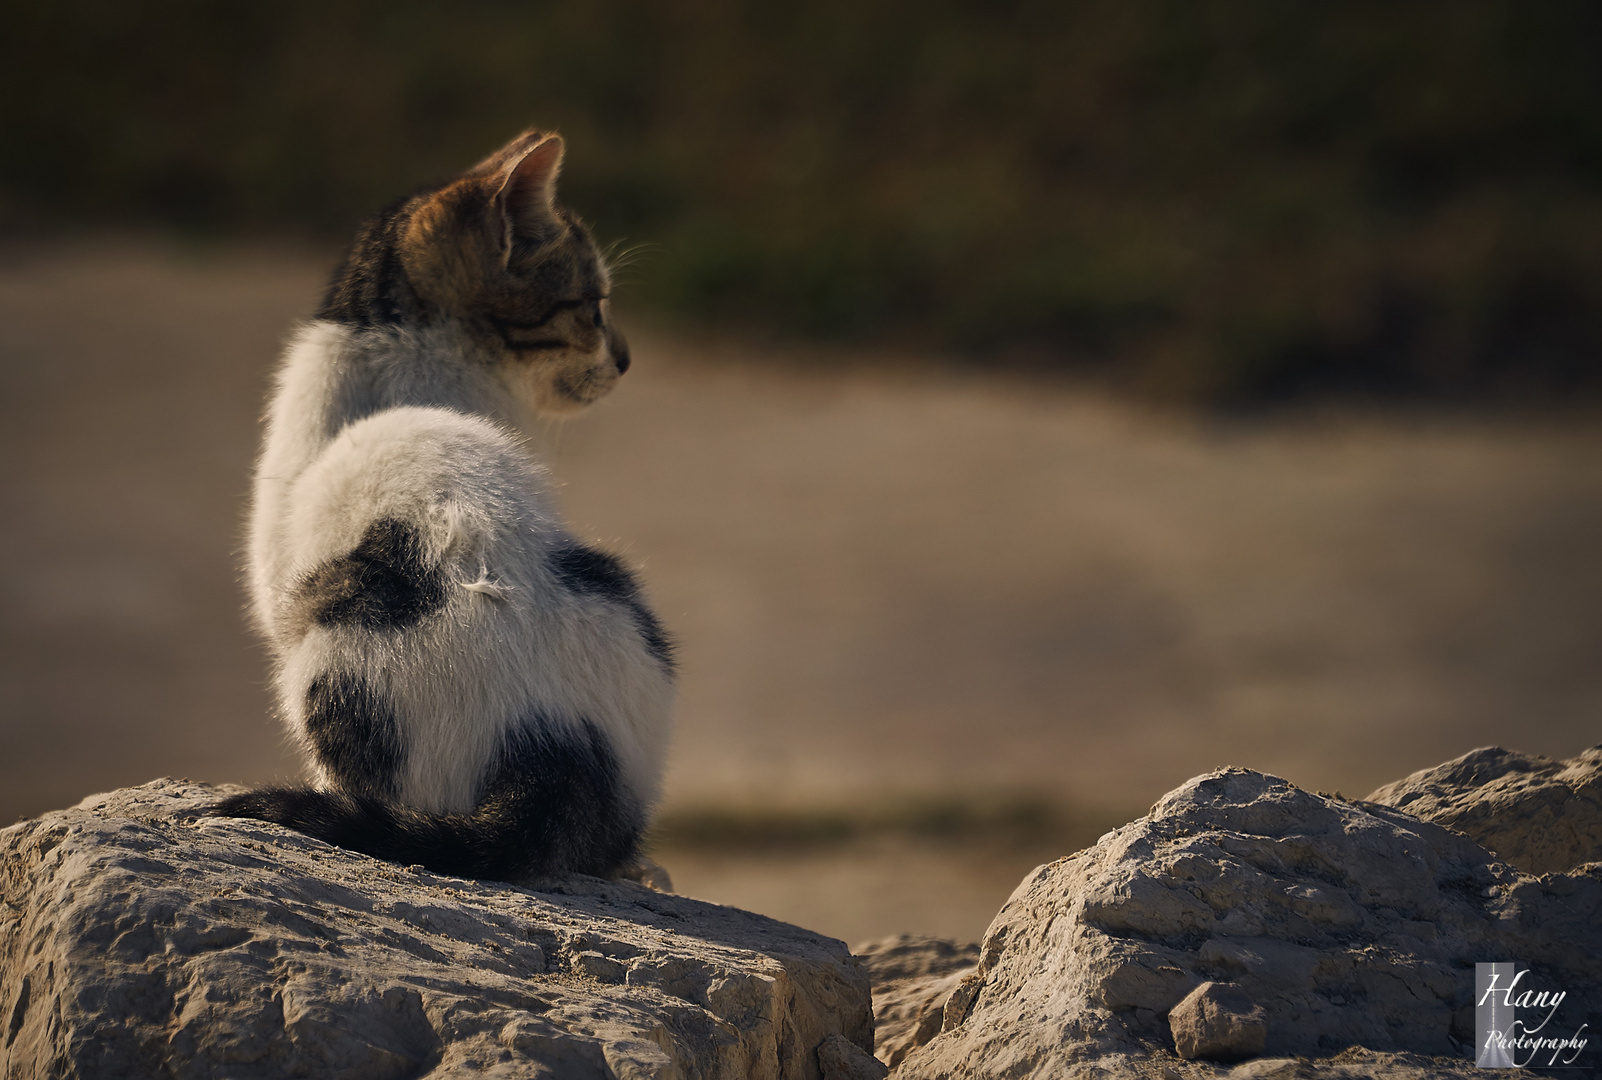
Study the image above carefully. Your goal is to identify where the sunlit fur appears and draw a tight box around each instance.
[318,130,631,416]
[225,131,672,882]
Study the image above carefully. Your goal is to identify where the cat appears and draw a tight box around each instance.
[211,130,675,886]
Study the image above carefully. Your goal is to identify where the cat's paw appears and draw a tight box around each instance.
[610,855,673,893]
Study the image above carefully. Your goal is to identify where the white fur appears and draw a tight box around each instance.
[250,320,673,815]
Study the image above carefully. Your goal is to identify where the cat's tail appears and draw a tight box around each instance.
[207,781,642,884]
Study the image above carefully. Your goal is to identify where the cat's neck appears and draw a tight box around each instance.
[277,318,532,449]
[255,318,538,538]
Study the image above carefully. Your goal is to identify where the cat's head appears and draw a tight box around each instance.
[322,130,629,416]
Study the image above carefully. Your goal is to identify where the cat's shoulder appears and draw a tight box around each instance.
[288,404,557,555]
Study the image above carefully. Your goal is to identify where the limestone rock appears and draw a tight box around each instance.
[1168,981,1267,1061]
[0,779,873,1080]
[1366,744,1602,875]
[852,936,978,1070]
[896,767,1602,1079]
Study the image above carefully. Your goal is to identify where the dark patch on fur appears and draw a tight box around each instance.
[548,542,637,599]
[318,193,435,327]
[303,673,405,800]
[209,718,642,882]
[548,541,675,669]
[630,611,674,669]
[296,518,447,632]
[478,719,643,875]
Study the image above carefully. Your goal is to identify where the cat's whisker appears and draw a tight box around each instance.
[601,240,663,275]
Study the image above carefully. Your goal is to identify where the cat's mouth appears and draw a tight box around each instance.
[553,363,615,406]
[516,353,621,416]
[485,322,625,417]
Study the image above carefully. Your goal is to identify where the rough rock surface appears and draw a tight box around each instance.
[0,780,873,1079]
[1367,744,1602,875]
[896,767,1602,1079]
[852,936,978,1070]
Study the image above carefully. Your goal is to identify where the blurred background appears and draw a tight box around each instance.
[2,1,1600,943]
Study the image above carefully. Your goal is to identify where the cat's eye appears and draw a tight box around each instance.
[591,305,604,328]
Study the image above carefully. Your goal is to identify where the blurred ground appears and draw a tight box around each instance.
[657,837,1083,946]
[2,239,1600,942]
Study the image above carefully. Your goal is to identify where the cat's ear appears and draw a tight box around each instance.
[494,134,565,244]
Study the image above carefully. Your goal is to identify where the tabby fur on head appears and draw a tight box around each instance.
[319,130,629,416]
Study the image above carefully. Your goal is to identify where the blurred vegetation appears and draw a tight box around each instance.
[649,795,1113,853]
[4,1,1601,402]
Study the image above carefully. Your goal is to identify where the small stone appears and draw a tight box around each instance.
[940,972,983,1032]
[1225,1057,1304,1078]
[571,950,627,982]
[1169,981,1268,1062]
[817,1031,889,1080]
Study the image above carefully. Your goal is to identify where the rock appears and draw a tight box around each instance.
[1366,744,1602,875]
[852,936,978,1070]
[0,779,873,1080]
[1168,981,1267,1061]
[817,1032,890,1079]
[896,767,1602,1079]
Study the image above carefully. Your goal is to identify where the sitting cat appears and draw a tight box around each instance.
[213,130,674,885]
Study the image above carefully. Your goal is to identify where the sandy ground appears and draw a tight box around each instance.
[656,837,1084,946]
[2,239,1600,941]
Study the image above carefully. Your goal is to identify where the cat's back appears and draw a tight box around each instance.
[249,320,535,627]
[282,404,558,582]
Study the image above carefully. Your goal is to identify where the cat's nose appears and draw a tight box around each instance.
[609,329,631,374]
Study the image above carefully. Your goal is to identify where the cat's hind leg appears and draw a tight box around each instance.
[212,715,647,882]
[223,405,663,880]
